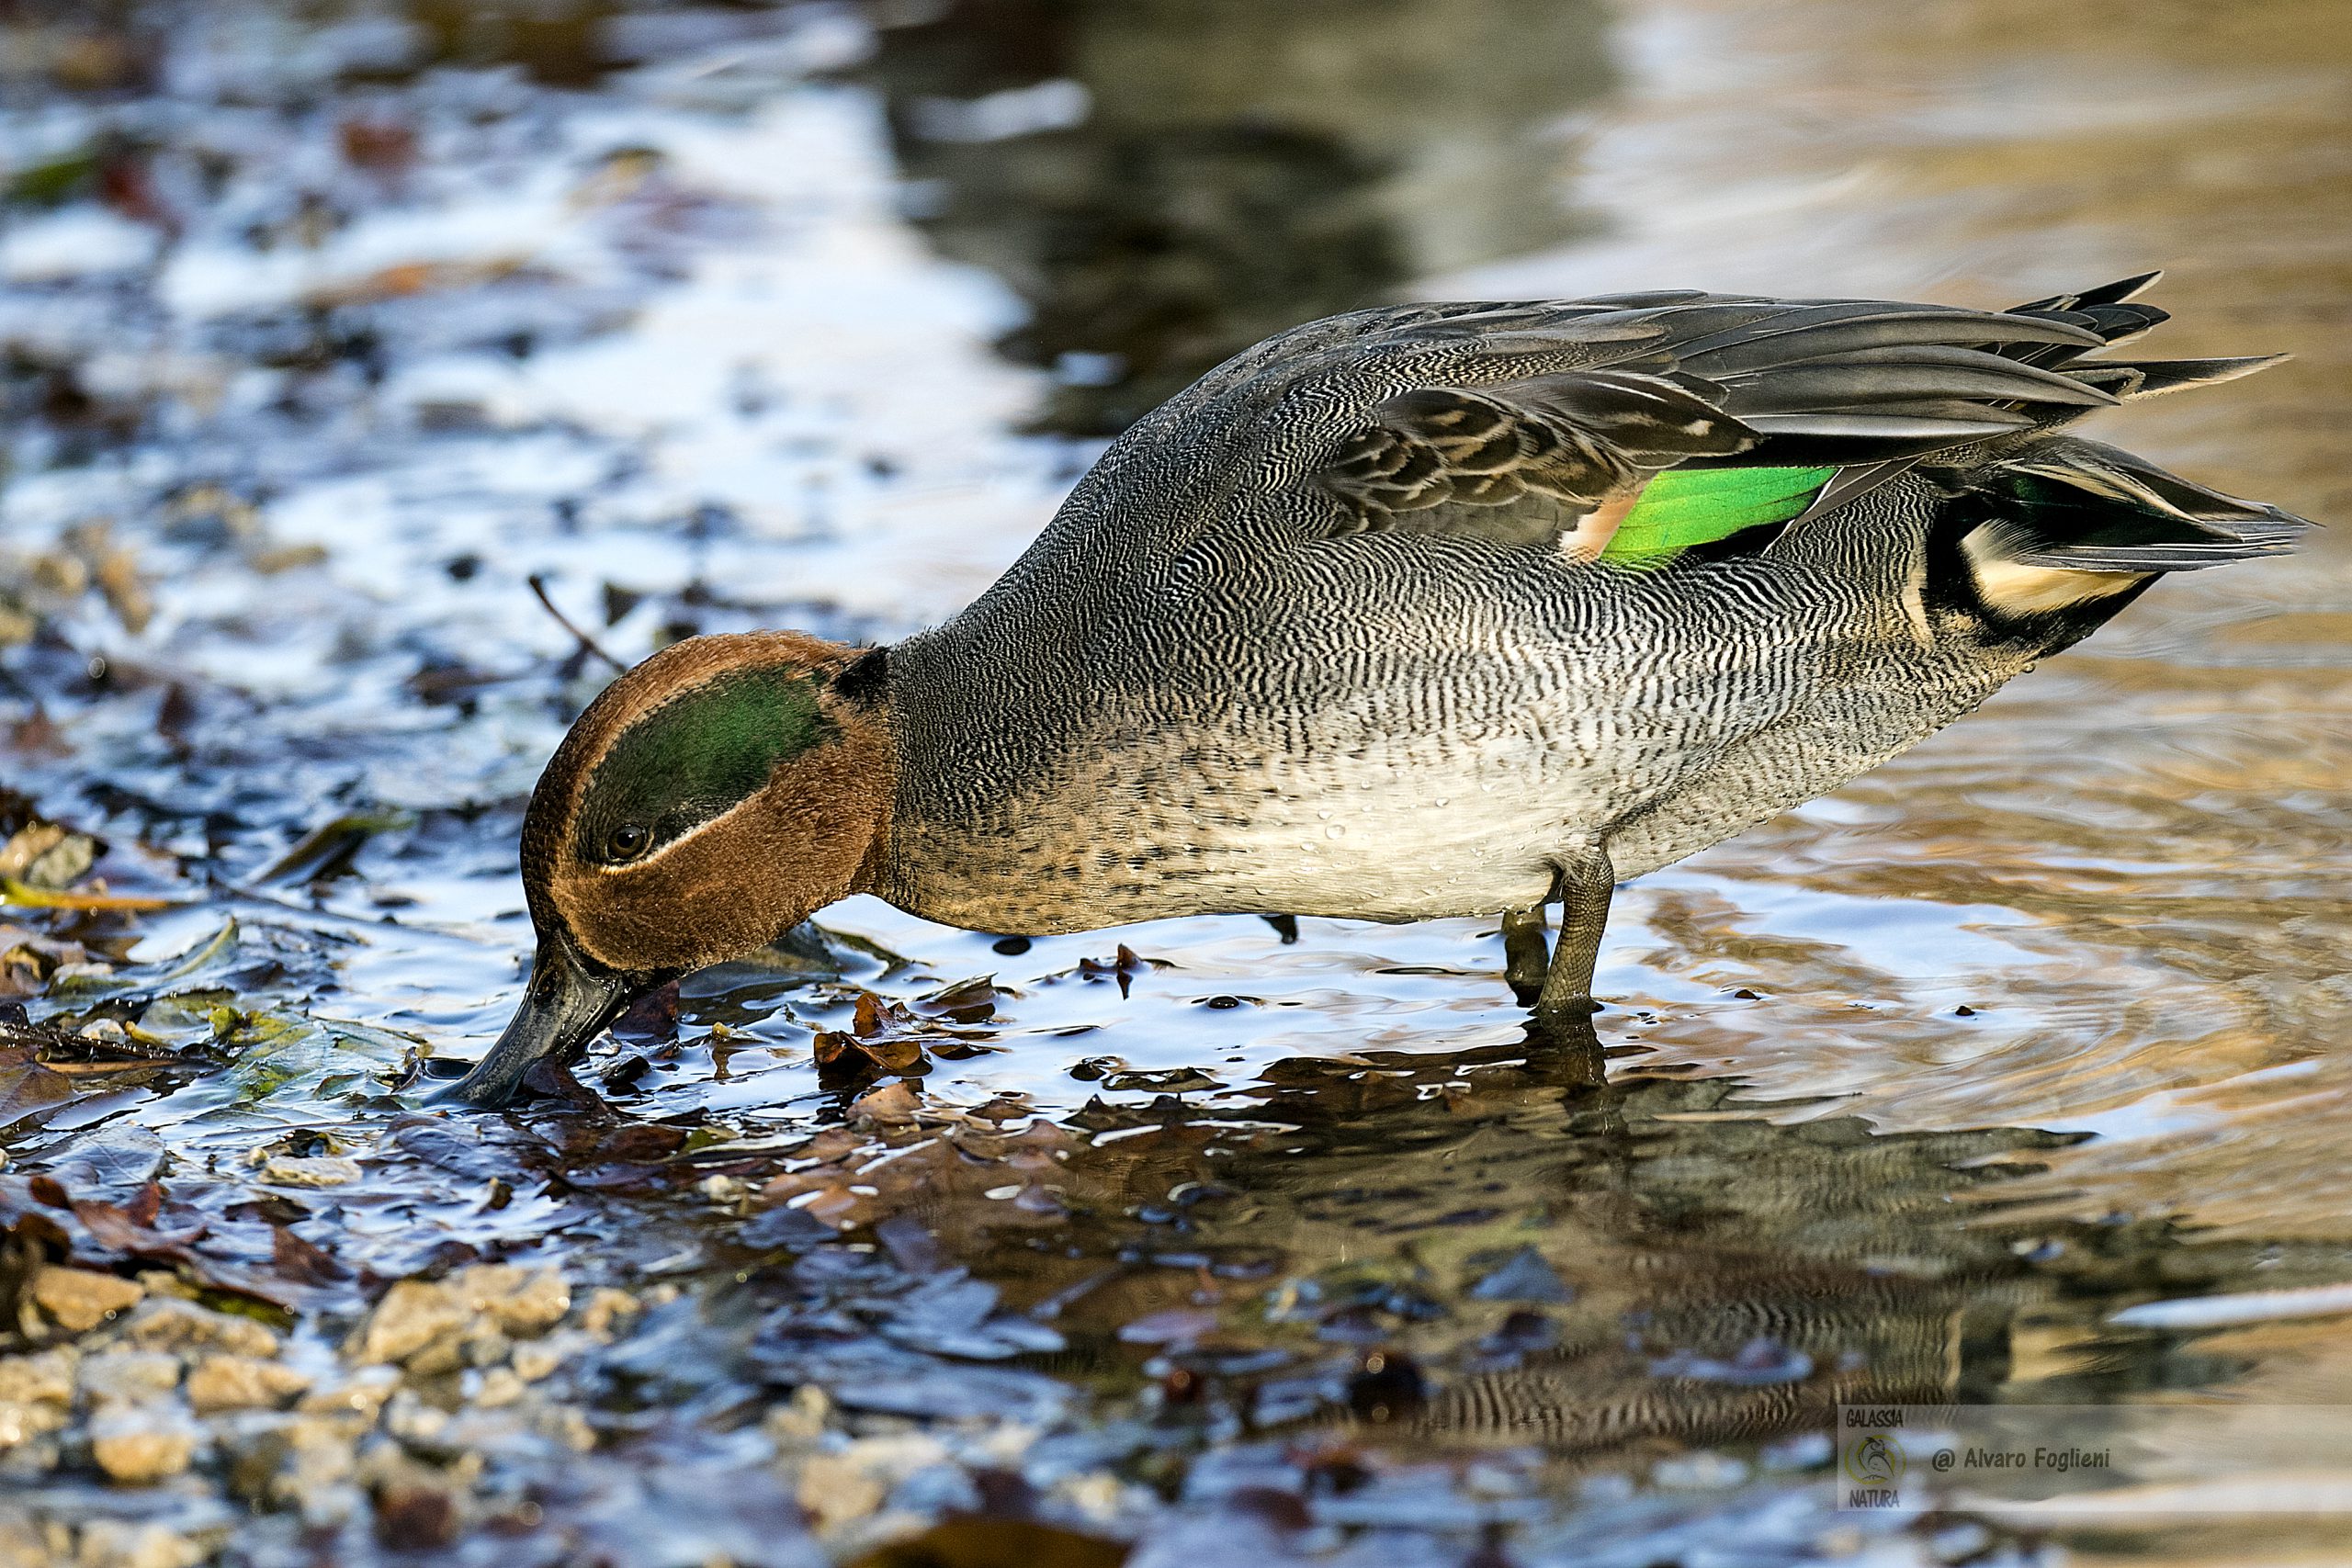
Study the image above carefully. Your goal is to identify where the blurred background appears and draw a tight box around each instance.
[5,3,2352,1563]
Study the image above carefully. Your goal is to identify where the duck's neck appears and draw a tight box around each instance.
[831,649,900,904]
[846,760,897,905]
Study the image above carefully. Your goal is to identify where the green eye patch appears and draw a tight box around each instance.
[574,667,834,864]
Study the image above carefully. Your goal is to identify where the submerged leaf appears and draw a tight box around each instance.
[0,1046,77,1126]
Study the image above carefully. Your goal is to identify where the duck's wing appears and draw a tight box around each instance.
[1281,291,2128,556]
[1783,272,2290,528]
[1110,282,2281,567]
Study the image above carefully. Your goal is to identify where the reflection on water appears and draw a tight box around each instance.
[864,0,1609,431]
[2,0,2350,1561]
[944,1036,2069,1444]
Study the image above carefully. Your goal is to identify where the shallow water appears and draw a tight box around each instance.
[4,1,2351,1563]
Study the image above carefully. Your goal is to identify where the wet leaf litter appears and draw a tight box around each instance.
[5,1,2352,1566]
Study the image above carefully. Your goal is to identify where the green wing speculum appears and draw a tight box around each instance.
[1601,465,1837,565]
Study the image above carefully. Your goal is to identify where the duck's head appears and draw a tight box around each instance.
[431,630,892,1108]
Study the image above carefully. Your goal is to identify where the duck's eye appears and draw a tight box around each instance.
[605,823,651,863]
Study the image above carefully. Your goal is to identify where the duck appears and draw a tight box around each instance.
[434,273,2307,1108]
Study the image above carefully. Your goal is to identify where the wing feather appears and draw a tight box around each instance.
[1087,280,2293,565]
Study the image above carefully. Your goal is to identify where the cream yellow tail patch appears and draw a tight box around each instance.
[1961,525,2145,615]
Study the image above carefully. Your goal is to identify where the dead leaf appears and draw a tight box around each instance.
[73,1192,203,1255]
[337,115,416,175]
[1074,944,1166,998]
[851,1080,922,1128]
[846,1517,1127,1568]
[0,1046,77,1126]
[1,922,88,996]
[272,1224,350,1286]
[912,975,1009,1024]
[815,1027,927,1077]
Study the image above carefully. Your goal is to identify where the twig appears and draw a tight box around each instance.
[526,573,628,674]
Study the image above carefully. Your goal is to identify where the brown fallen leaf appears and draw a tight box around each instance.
[1075,944,1166,998]
[847,1517,1128,1568]
[73,1191,204,1256]
[911,975,1010,1024]
[851,1079,922,1128]
[0,1045,77,1127]
[814,1027,927,1077]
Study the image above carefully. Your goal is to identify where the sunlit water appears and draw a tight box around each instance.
[4,1,2350,1562]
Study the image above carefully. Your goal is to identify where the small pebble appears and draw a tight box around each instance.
[283,1417,361,1504]
[580,1287,639,1337]
[473,1366,525,1408]
[77,1351,182,1405]
[533,1404,595,1452]
[68,1520,203,1568]
[1052,1472,1128,1523]
[0,1348,78,1406]
[89,1402,199,1484]
[383,1390,450,1445]
[456,1264,571,1337]
[797,1452,888,1530]
[296,1367,400,1423]
[260,1155,363,1188]
[346,1280,466,1367]
[357,1457,463,1551]
[509,1332,584,1382]
[119,1299,280,1359]
[186,1354,311,1414]
[763,1384,831,1451]
[374,1480,460,1551]
[29,1266,143,1333]
[0,1399,68,1450]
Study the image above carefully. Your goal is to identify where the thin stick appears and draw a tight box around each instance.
[526,574,628,674]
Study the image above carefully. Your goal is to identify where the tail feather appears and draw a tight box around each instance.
[2008,271,2166,313]
[1770,276,2306,592]
[1955,437,2312,577]
[2061,354,2292,401]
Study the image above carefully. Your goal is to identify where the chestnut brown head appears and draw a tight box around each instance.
[433,631,892,1107]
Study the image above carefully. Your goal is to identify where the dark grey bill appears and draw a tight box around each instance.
[426,929,636,1109]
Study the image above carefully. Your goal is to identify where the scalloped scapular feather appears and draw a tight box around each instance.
[1602,465,1836,563]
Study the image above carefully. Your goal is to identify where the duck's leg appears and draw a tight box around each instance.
[1534,843,1614,1015]
[1501,906,1550,1005]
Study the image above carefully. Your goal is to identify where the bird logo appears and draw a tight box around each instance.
[1845,1432,1906,1487]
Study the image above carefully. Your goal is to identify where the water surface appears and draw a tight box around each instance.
[4,2,2350,1563]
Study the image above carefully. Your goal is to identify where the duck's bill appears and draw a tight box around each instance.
[426,931,635,1109]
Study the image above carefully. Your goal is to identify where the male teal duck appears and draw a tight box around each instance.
[436,273,2306,1107]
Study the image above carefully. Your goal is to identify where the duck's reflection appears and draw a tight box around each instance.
[910,1026,2228,1456]
[864,0,1611,433]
